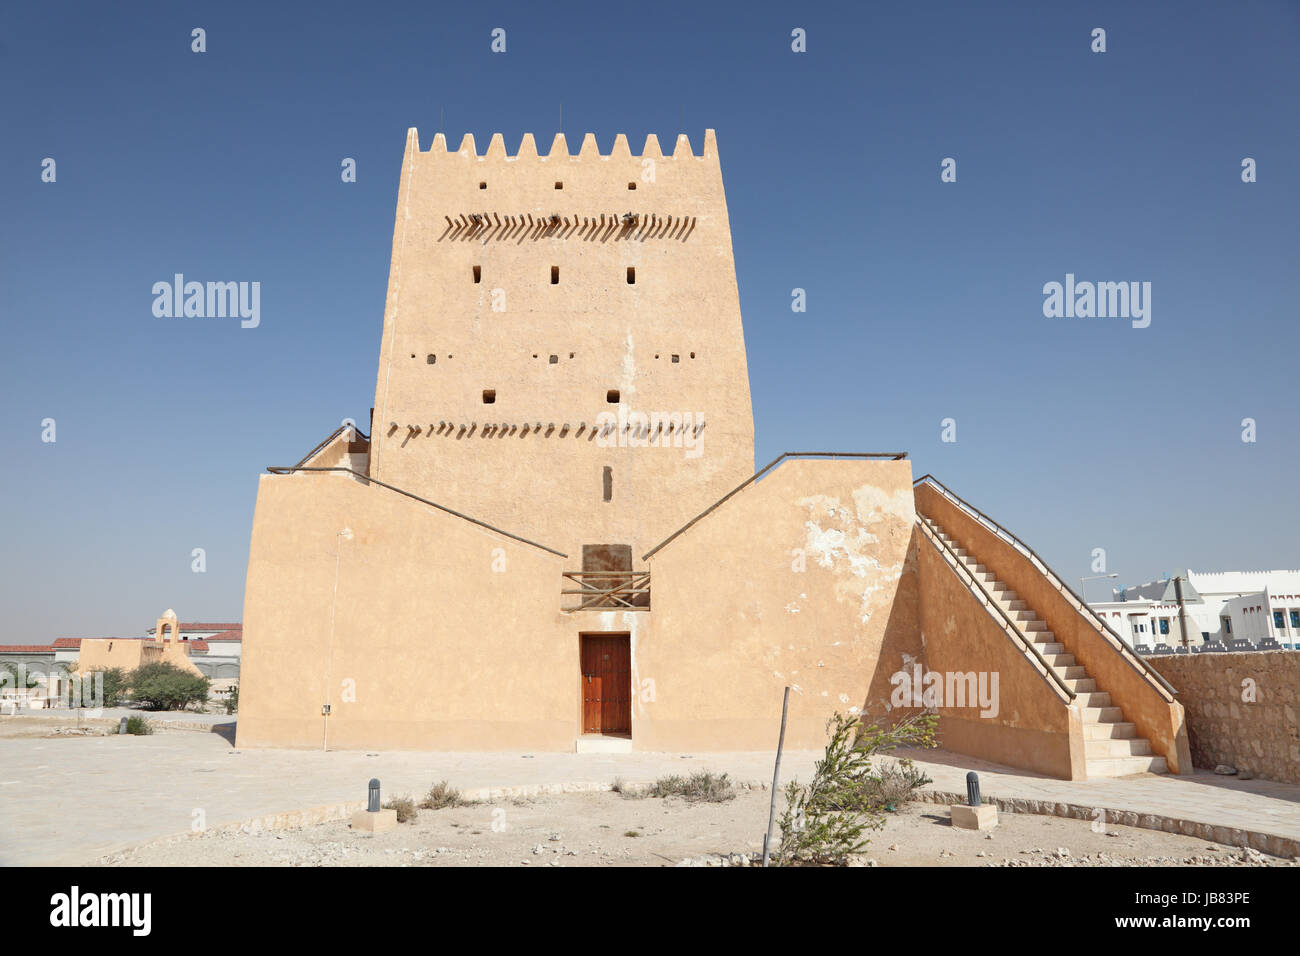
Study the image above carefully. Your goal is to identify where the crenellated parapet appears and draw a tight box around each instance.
[405,129,718,162]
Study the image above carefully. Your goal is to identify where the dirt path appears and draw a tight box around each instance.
[96,788,1297,867]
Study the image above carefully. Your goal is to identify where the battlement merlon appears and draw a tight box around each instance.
[402,129,719,162]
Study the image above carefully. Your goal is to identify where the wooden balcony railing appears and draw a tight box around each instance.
[561,571,650,612]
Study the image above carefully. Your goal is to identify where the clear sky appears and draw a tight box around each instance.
[2,1,1297,642]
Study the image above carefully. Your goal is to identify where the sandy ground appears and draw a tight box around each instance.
[94,787,1298,868]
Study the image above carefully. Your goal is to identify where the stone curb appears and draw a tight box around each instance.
[917,789,1299,859]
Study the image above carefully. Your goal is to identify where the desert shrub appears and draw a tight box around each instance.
[117,715,154,736]
[128,662,210,711]
[418,780,463,810]
[223,683,239,715]
[649,770,735,803]
[858,759,933,811]
[384,796,418,823]
[775,712,938,866]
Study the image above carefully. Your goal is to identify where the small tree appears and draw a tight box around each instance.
[74,667,129,708]
[223,683,239,715]
[129,661,210,711]
[775,711,938,866]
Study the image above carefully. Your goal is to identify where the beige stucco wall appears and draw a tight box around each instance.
[366,129,754,560]
[1147,651,1300,784]
[76,638,202,676]
[236,459,922,752]
[639,458,920,750]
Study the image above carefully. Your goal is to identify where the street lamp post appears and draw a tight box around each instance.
[1080,572,1119,603]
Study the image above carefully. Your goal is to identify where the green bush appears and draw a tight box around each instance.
[75,667,129,708]
[384,796,418,823]
[117,715,154,736]
[223,683,239,715]
[128,662,210,711]
[649,770,735,803]
[775,712,938,866]
[418,780,463,810]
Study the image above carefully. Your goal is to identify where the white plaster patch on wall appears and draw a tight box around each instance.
[785,602,800,614]
[797,492,906,625]
[620,331,638,398]
[839,693,850,704]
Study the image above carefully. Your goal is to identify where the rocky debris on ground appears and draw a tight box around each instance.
[676,852,754,867]
[990,844,1295,867]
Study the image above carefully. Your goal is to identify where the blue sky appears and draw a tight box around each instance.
[3,1,1297,641]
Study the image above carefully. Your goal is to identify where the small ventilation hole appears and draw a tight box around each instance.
[626,267,635,284]
[482,389,496,404]
[473,265,481,283]
[672,354,680,363]
[554,182,563,190]
[479,182,487,190]
[628,182,637,190]
[606,389,620,404]
[427,354,436,364]
[551,266,559,284]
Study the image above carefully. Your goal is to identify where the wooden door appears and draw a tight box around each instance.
[580,634,630,734]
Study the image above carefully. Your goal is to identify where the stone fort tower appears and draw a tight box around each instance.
[238,126,1188,776]
[369,128,755,559]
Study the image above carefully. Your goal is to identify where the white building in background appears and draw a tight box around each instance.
[1089,569,1300,650]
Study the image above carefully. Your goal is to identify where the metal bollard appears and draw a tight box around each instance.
[966,771,981,807]
[368,778,381,813]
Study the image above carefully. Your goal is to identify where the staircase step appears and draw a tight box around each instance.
[1084,721,1137,740]
[1054,665,1088,679]
[1039,643,1065,655]
[1074,691,1111,707]
[1024,620,1049,632]
[1029,631,1056,643]
[1003,599,1028,612]
[1086,737,1152,758]
[1000,589,1019,602]
[1061,678,1096,693]
[1087,755,1168,777]
[1081,706,1124,723]
[1043,653,1075,667]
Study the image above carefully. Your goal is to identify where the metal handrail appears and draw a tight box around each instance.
[642,452,908,560]
[913,474,1178,700]
[916,515,1076,703]
[265,465,568,558]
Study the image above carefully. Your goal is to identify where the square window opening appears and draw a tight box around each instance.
[606,389,620,404]
[482,389,496,404]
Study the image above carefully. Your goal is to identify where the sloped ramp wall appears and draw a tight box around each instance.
[641,458,922,751]
[236,472,570,751]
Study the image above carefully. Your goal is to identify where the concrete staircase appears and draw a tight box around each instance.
[925,518,1167,778]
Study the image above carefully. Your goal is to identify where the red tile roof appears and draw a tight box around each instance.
[0,645,54,654]
[205,630,241,642]
[180,622,242,631]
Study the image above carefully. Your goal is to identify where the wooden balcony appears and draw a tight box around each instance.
[561,571,650,612]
